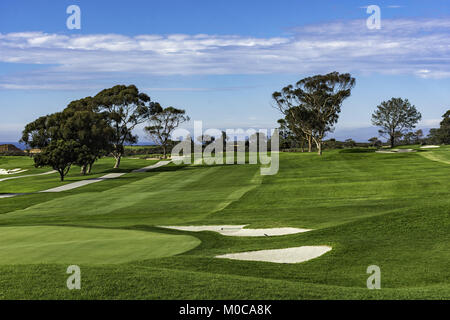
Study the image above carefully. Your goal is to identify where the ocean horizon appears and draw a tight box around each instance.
[0,142,157,150]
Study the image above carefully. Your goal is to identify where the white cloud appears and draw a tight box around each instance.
[1,18,450,89]
[420,119,442,127]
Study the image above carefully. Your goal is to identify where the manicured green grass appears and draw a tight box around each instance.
[0,156,157,193]
[0,226,200,265]
[0,147,449,299]
[0,156,49,176]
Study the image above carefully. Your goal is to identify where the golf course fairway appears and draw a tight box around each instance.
[0,148,448,299]
[0,226,200,265]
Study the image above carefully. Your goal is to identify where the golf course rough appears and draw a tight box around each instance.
[0,226,201,265]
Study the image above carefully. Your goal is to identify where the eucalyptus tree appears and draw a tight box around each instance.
[144,106,190,159]
[63,98,114,174]
[273,72,355,155]
[94,85,159,168]
[21,97,114,180]
[21,112,79,181]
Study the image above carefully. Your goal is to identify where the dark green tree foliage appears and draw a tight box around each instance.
[21,115,58,149]
[144,106,190,158]
[368,137,382,148]
[440,111,450,144]
[427,110,450,144]
[63,98,114,174]
[277,118,307,151]
[21,98,114,180]
[371,98,422,148]
[94,85,158,168]
[273,72,355,155]
[345,138,356,148]
[34,140,80,181]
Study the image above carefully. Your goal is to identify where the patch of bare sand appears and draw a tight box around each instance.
[216,246,332,263]
[160,225,311,237]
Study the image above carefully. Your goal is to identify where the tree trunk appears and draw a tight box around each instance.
[308,135,312,152]
[114,155,121,168]
[317,141,322,156]
[87,162,93,174]
[59,170,64,182]
[80,165,87,175]
[390,135,395,148]
[163,145,167,159]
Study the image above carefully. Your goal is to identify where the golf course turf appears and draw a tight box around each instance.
[0,226,200,265]
[0,147,449,299]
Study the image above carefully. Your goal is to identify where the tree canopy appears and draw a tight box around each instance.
[273,72,355,155]
[371,98,422,148]
[427,110,450,144]
[21,97,114,180]
[144,106,190,158]
[94,85,159,167]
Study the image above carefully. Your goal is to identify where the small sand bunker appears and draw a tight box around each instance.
[420,145,440,149]
[376,149,416,154]
[0,168,28,175]
[216,246,332,264]
[160,225,311,237]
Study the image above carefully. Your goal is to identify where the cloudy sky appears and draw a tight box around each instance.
[1,0,449,142]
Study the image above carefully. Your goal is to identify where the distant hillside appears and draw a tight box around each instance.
[0,142,26,150]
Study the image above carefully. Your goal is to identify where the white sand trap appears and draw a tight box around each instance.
[132,160,171,172]
[420,145,440,149]
[216,246,332,264]
[160,225,311,237]
[0,168,28,175]
[41,173,125,193]
[376,149,416,154]
[0,170,56,182]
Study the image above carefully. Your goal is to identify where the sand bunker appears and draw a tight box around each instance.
[420,145,440,149]
[376,149,416,154]
[0,193,27,199]
[216,246,332,264]
[160,225,311,237]
[0,168,28,175]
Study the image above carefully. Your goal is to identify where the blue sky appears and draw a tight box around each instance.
[1,0,450,142]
